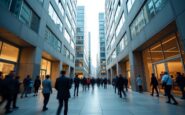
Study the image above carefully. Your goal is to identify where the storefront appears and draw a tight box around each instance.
[0,41,19,77]
[143,32,185,95]
[40,58,51,81]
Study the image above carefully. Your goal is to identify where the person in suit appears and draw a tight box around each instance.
[150,73,159,97]
[33,75,41,96]
[74,75,80,96]
[42,75,52,111]
[55,70,72,115]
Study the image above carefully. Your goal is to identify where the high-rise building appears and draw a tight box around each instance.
[105,0,185,94]
[98,13,107,78]
[88,32,92,75]
[0,0,76,85]
[75,6,89,77]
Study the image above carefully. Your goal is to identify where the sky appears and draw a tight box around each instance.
[77,0,105,69]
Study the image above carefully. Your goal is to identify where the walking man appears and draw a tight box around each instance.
[136,75,143,93]
[74,75,80,97]
[117,74,126,98]
[150,73,159,97]
[162,72,178,105]
[176,72,185,99]
[34,75,41,96]
[55,70,72,115]
[42,75,52,111]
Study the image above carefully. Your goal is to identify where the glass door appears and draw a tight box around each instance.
[0,62,15,78]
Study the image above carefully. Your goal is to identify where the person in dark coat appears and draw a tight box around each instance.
[176,72,185,99]
[33,75,41,96]
[103,78,107,89]
[91,77,96,91]
[117,74,126,98]
[21,75,31,98]
[12,76,21,109]
[82,77,87,91]
[0,71,5,105]
[3,71,15,113]
[55,70,72,115]
[74,75,80,96]
[124,76,128,92]
[150,73,159,97]
[112,76,118,93]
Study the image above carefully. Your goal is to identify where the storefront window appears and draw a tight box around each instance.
[162,34,180,58]
[41,58,51,76]
[0,43,19,62]
[150,42,164,62]
[0,62,15,77]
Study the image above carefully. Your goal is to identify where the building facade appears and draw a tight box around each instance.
[88,32,92,76]
[0,0,76,85]
[75,6,89,78]
[98,13,107,78]
[105,0,185,93]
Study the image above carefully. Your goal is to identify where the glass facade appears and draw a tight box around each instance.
[130,0,168,38]
[143,33,185,94]
[127,0,135,12]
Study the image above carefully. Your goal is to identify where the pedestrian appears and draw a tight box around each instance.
[91,77,95,91]
[176,72,185,99]
[112,76,118,93]
[136,75,143,93]
[96,77,101,88]
[82,77,87,91]
[0,72,5,105]
[74,75,80,96]
[150,73,159,97]
[55,70,72,115]
[12,76,21,109]
[3,71,15,113]
[162,72,178,105]
[124,76,128,92]
[42,75,52,111]
[21,75,31,98]
[33,75,41,96]
[117,74,126,98]
[103,78,107,89]
[86,77,91,90]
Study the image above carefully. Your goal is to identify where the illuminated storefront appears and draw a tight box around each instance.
[40,58,51,81]
[0,41,19,77]
[143,32,185,94]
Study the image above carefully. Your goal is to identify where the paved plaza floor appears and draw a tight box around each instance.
[0,85,185,115]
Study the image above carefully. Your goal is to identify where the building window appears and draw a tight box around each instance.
[116,11,125,37]
[127,0,135,12]
[64,29,71,43]
[48,3,63,32]
[0,42,19,62]
[116,34,128,56]
[45,27,62,53]
[130,0,167,38]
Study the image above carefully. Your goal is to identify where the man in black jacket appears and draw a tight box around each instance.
[74,75,80,96]
[55,70,72,115]
[117,74,126,98]
[150,73,159,97]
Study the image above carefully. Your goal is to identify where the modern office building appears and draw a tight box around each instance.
[75,6,89,77]
[88,32,92,75]
[105,0,185,93]
[0,0,76,85]
[98,13,107,78]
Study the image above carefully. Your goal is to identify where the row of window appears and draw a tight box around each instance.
[130,0,167,37]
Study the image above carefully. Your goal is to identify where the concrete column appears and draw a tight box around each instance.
[18,47,42,80]
[117,63,121,76]
[110,68,113,83]
[51,61,60,87]
[129,51,147,91]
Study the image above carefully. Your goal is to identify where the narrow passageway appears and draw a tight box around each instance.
[0,85,185,115]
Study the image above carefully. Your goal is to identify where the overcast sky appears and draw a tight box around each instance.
[77,0,105,68]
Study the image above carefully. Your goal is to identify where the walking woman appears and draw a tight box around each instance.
[42,75,52,111]
[150,73,159,97]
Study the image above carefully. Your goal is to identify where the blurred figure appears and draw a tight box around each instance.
[176,72,185,99]
[86,77,91,90]
[112,76,118,94]
[21,75,31,98]
[136,75,143,93]
[74,75,80,97]
[3,71,15,113]
[162,72,178,105]
[96,77,101,88]
[42,75,52,111]
[82,77,87,91]
[33,76,41,96]
[124,76,128,92]
[103,78,107,89]
[55,70,72,115]
[0,71,5,105]
[150,73,159,97]
[12,76,21,109]
[91,77,96,91]
[117,74,126,98]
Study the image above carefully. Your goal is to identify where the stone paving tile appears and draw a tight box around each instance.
[0,85,185,115]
